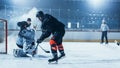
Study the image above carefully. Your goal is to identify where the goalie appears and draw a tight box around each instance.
[13,18,37,57]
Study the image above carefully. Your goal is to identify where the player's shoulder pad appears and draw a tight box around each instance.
[45,14,52,19]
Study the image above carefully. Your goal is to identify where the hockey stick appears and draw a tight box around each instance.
[38,44,50,53]
[35,43,50,53]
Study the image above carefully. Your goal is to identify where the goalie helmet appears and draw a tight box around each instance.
[27,18,31,21]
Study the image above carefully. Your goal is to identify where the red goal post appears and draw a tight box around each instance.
[0,18,7,54]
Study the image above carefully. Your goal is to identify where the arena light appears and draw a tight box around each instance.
[12,0,28,6]
[88,0,105,8]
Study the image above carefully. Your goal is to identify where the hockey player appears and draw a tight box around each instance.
[36,11,66,63]
[14,18,36,57]
[16,18,31,49]
[100,19,109,44]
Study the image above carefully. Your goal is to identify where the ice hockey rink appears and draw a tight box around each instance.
[1,0,120,68]
[1,35,120,68]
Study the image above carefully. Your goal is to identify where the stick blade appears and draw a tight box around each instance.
[46,51,50,53]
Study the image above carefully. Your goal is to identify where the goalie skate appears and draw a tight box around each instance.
[13,49,28,57]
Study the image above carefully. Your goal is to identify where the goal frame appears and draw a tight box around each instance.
[0,19,7,54]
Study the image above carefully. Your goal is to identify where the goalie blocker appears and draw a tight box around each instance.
[13,49,37,57]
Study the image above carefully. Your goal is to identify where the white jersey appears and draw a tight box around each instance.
[100,24,109,31]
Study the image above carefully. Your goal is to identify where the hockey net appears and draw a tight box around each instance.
[0,19,7,54]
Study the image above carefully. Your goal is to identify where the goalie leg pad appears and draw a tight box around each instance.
[13,49,28,57]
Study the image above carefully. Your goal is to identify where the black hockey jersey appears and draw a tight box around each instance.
[39,14,65,41]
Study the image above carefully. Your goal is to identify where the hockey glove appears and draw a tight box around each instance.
[37,38,43,44]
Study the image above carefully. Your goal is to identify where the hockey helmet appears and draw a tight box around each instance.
[27,18,31,21]
[36,11,44,17]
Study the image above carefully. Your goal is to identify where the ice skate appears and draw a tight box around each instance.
[48,54,58,64]
[48,57,58,64]
[13,49,18,57]
[58,53,65,60]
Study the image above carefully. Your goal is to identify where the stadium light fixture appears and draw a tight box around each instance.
[12,0,28,6]
[88,0,105,8]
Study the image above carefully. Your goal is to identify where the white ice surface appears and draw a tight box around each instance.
[0,36,120,68]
